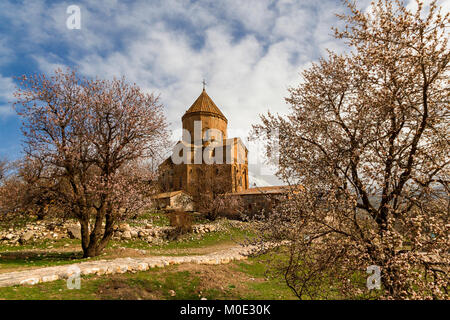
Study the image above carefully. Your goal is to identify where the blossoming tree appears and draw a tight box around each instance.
[252,0,449,299]
[14,69,168,257]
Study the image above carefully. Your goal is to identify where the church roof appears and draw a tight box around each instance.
[182,89,227,122]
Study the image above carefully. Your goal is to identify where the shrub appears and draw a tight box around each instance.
[168,210,193,239]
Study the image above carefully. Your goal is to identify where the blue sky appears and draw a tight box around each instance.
[0,0,447,185]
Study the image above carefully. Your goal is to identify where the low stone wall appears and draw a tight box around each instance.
[112,223,219,244]
[0,220,220,246]
[0,220,69,245]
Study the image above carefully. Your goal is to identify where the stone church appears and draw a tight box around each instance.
[158,86,249,202]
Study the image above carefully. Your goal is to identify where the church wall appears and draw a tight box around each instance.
[182,113,227,144]
[232,163,249,192]
[172,164,187,190]
[184,163,234,197]
[159,149,248,195]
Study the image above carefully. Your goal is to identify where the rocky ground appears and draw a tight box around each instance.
[0,217,266,290]
[0,219,223,246]
[0,244,258,288]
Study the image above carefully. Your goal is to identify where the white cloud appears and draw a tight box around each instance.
[1,0,447,183]
[0,75,15,117]
[32,54,68,74]
[0,39,13,67]
[0,0,350,183]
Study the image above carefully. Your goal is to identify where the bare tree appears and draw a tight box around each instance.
[194,166,244,220]
[14,68,169,257]
[0,157,75,221]
[0,159,23,219]
[0,158,7,182]
[252,0,449,299]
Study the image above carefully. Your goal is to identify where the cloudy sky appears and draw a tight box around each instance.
[0,0,447,186]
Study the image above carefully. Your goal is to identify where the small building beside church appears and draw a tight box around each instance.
[152,190,194,211]
[226,185,302,217]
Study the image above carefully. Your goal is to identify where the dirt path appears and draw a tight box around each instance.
[0,244,257,288]
[0,241,241,274]
[148,241,240,255]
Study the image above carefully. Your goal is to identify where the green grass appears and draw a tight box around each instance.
[128,210,219,228]
[103,226,255,256]
[0,239,84,270]
[0,245,382,300]
[0,223,255,272]
[0,239,120,271]
[0,254,296,300]
[0,238,80,252]
[0,217,288,300]
[233,255,297,300]
[151,226,254,251]
[0,251,84,270]
[0,268,214,300]
[112,269,226,300]
[0,216,37,231]
[0,214,394,300]
[0,277,100,300]
[106,239,152,251]
[140,211,170,227]
[0,240,385,300]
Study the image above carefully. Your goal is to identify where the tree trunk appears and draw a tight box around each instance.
[83,245,99,258]
[80,218,92,258]
[80,213,115,258]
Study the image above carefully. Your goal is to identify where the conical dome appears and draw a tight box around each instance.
[182,89,227,122]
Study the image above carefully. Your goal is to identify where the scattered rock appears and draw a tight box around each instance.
[42,275,59,282]
[0,243,262,288]
[19,231,34,244]
[67,226,81,240]
[19,278,40,285]
[122,231,132,240]
[1,218,221,245]
[119,223,130,232]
